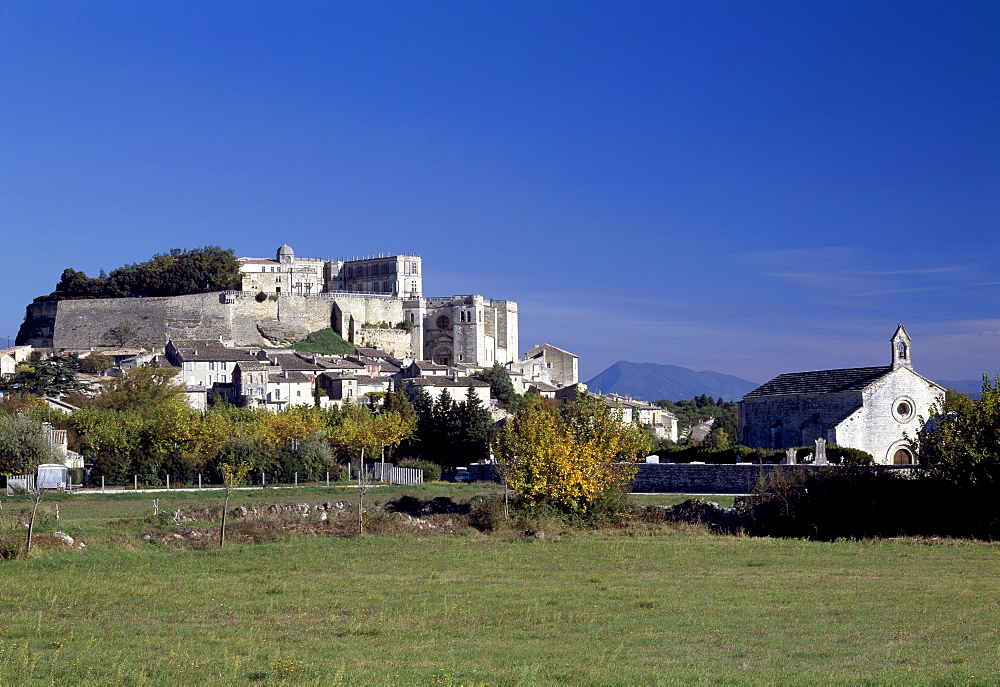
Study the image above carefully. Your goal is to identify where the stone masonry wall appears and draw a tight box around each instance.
[355,328,413,359]
[469,462,908,494]
[631,463,814,494]
[24,291,415,354]
[739,393,862,449]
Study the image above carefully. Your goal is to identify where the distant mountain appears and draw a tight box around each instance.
[936,380,984,400]
[584,361,759,402]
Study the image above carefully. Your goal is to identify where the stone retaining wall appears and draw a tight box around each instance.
[468,462,919,495]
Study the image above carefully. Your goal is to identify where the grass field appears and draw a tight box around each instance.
[0,486,998,684]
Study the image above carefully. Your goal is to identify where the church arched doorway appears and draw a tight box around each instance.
[892,446,913,465]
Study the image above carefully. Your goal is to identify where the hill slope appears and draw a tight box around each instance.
[584,361,758,402]
[936,379,984,400]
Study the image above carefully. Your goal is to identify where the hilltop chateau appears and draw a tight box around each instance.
[18,245,519,367]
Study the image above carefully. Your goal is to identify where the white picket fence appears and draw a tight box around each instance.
[364,464,424,486]
[6,474,35,496]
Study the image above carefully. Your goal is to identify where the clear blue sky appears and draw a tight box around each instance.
[2,1,997,384]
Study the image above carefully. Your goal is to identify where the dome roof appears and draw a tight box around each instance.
[276,245,294,262]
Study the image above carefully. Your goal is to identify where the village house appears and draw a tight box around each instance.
[264,370,314,410]
[0,345,33,377]
[316,372,359,403]
[166,339,261,388]
[405,377,491,404]
[511,343,579,390]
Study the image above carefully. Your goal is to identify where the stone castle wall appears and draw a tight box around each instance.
[355,328,413,359]
[20,291,413,354]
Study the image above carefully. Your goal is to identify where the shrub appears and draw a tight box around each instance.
[745,467,1000,540]
[255,291,268,302]
[91,452,134,486]
[826,444,874,466]
[207,437,278,484]
[277,438,335,482]
[467,493,508,531]
[399,459,442,482]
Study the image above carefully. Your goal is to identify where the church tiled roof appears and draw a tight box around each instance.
[743,366,892,399]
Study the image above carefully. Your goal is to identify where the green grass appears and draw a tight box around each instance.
[1,488,998,684]
[291,328,355,355]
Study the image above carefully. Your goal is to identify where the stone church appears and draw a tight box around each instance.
[739,325,945,465]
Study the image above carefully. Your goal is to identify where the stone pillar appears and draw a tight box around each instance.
[814,437,828,466]
[784,448,797,465]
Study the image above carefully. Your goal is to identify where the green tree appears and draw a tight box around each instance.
[91,366,187,418]
[40,246,241,301]
[915,376,1000,489]
[0,355,89,396]
[46,268,108,300]
[208,436,277,483]
[77,354,113,374]
[474,362,521,408]
[0,414,53,476]
[457,385,494,463]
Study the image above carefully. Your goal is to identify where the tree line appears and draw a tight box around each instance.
[0,365,501,486]
[36,246,242,301]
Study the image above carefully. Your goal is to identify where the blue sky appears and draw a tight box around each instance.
[2,1,997,384]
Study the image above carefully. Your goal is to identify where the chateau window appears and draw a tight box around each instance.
[436,315,450,329]
[261,266,266,272]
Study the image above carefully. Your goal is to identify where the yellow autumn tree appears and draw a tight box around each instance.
[257,405,330,449]
[494,394,651,514]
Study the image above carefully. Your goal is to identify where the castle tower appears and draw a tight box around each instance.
[891,324,912,370]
